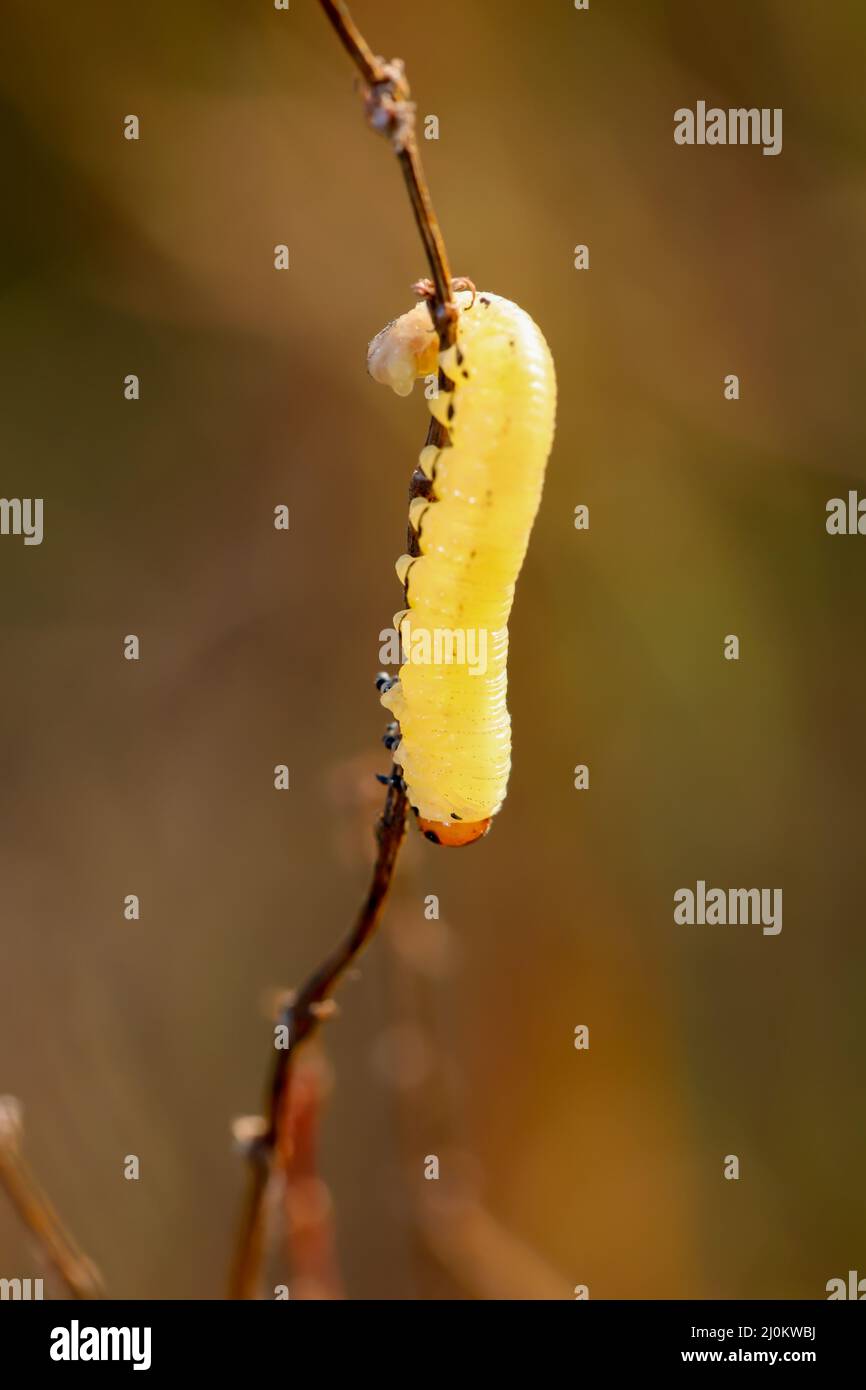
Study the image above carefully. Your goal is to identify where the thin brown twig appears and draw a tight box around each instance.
[0,1096,104,1299]
[277,1052,343,1300]
[229,0,459,1299]
[229,776,407,1299]
[320,0,457,340]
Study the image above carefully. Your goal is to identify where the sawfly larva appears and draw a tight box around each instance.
[369,289,556,846]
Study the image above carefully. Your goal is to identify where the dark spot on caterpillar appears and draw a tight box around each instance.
[447,400,455,422]
[508,338,515,347]
[424,829,441,844]
[450,813,462,821]
[480,296,491,307]
[469,549,476,559]
[461,369,470,379]
[411,805,419,815]
[456,347,464,366]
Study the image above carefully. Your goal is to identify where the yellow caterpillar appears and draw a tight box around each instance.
[368,289,556,846]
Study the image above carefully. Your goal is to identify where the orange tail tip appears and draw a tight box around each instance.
[417,816,492,847]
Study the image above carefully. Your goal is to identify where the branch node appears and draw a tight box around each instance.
[308,1000,340,1022]
[364,59,415,151]
[231,1115,269,1156]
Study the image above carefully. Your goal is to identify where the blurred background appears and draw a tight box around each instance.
[1,0,864,1299]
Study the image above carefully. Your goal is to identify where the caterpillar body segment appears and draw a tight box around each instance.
[368,290,556,845]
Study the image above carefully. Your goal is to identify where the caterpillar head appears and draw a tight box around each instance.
[416,815,492,848]
[367,303,439,397]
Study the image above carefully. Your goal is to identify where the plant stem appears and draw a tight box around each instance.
[229,0,459,1299]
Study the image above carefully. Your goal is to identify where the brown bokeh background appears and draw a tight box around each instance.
[1,0,864,1299]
